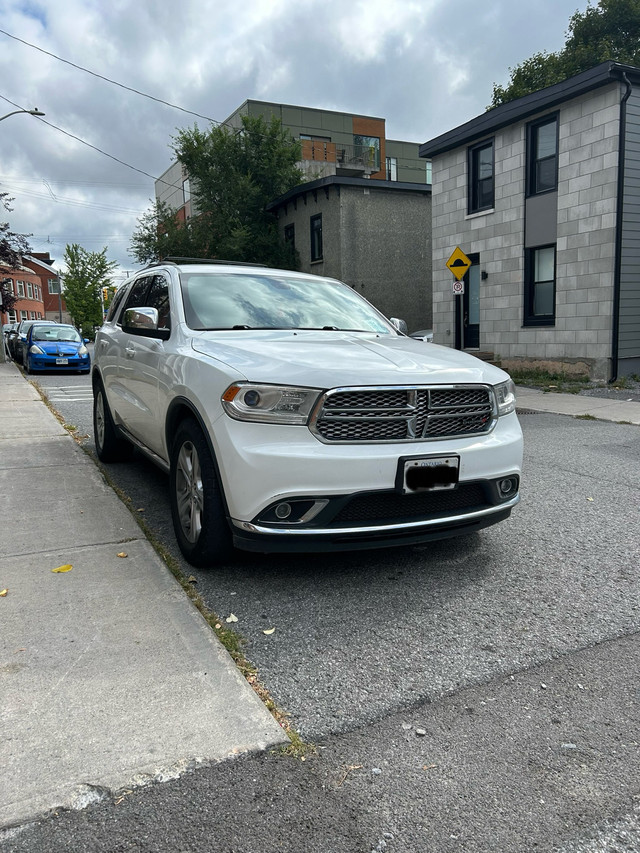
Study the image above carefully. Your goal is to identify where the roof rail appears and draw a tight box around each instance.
[160,257,268,267]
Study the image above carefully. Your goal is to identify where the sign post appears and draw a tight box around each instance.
[446,247,472,350]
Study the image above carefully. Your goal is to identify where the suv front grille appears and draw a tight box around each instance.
[312,386,495,442]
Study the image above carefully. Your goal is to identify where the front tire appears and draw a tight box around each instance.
[93,381,133,462]
[169,418,234,567]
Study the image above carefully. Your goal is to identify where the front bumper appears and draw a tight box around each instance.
[231,492,518,553]
[28,355,91,372]
[211,410,523,551]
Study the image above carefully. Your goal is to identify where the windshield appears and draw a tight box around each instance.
[32,326,81,343]
[180,272,394,334]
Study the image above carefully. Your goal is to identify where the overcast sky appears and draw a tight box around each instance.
[0,0,585,282]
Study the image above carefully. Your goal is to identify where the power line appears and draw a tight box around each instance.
[0,93,183,191]
[0,181,144,214]
[0,28,219,125]
[0,29,432,175]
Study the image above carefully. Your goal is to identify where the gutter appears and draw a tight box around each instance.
[610,70,633,383]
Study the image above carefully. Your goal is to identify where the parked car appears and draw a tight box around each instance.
[23,323,90,374]
[2,322,18,358]
[12,319,56,362]
[92,260,523,567]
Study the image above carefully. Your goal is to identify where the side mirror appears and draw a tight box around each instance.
[122,307,170,341]
[389,317,408,334]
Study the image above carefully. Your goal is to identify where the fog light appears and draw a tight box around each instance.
[275,502,292,519]
[498,478,516,496]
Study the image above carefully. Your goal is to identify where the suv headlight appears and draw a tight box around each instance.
[494,379,516,416]
[222,383,322,424]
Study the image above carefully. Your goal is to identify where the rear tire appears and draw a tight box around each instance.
[93,381,133,462]
[169,418,234,567]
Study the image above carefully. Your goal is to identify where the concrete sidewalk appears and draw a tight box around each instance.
[0,361,286,830]
[515,384,640,424]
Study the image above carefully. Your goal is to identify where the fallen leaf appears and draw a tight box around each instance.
[187,575,197,584]
[263,627,276,635]
[586,497,594,502]
[0,588,7,597]
[117,552,128,558]
[215,623,222,630]
[52,564,73,573]
[226,613,238,623]
[137,507,145,513]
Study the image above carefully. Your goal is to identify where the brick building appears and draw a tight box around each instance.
[23,252,71,324]
[1,263,45,325]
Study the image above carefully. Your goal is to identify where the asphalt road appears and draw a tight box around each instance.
[5,366,639,853]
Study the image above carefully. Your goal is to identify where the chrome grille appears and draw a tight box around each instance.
[312,386,495,442]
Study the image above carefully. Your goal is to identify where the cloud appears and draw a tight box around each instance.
[0,0,584,272]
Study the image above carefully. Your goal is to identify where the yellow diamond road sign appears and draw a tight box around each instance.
[446,247,472,281]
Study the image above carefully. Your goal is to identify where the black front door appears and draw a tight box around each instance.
[463,254,480,349]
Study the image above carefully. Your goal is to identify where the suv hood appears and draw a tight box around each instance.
[190,330,508,387]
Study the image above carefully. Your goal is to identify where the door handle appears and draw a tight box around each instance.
[125,345,136,358]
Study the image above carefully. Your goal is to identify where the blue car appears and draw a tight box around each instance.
[23,323,91,374]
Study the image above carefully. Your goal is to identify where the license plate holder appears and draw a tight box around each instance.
[55,358,68,365]
[396,455,460,494]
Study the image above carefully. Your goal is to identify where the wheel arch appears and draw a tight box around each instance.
[165,397,231,516]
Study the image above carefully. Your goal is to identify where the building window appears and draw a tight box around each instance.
[48,278,60,294]
[310,214,323,262]
[8,310,16,322]
[17,280,25,297]
[5,278,14,294]
[468,139,494,213]
[527,115,558,195]
[386,156,397,181]
[284,223,295,249]
[20,310,27,320]
[182,179,190,204]
[425,161,432,185]
[524,245,556,326]
[30,311,36,319]
[27,282,33,299]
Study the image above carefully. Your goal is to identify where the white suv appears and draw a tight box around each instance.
[92,260,523,567]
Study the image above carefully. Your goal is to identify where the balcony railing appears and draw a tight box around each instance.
[300,139,381,175]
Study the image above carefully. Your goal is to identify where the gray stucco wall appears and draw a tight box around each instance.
[273,183,432,332]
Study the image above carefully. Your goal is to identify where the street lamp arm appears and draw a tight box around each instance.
[0,107,45,122]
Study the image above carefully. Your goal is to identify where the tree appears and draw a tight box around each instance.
[63,244,118,336]
[491,0,640,107]
[0,193,31,315]
[130,114,303,268]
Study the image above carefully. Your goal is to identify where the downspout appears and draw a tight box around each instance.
[610,70,632,383]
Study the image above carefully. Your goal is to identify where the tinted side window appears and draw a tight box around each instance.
[120,277,153,323]
[146,275,171,331]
